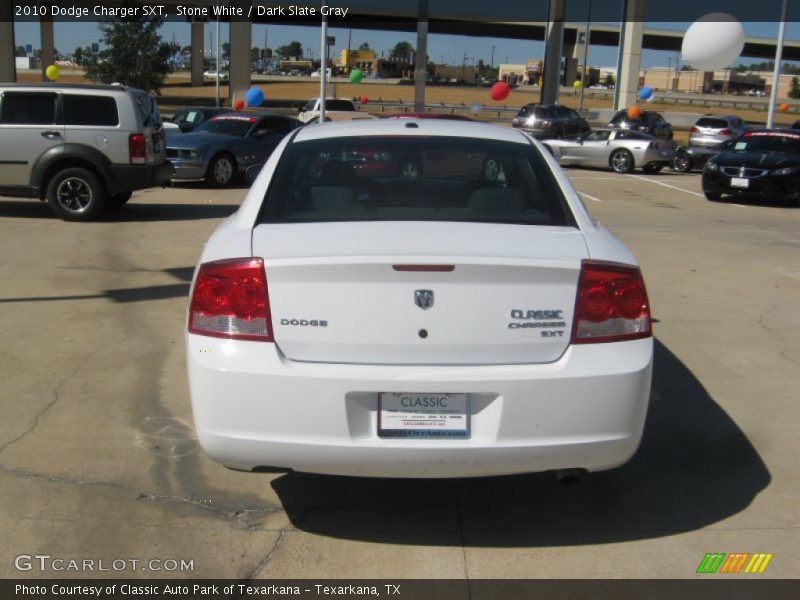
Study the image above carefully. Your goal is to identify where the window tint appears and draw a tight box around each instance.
[63,95,119,126]
[585,130,611,142]
[263,117,298,134]
[0,92,57,125]
[696,117,729,128]
[259,137,573,227]
[326,100,356,112]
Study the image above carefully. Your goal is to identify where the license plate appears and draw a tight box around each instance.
[378,393,470,439]
[660,150,670,157]
[731,177,749,188]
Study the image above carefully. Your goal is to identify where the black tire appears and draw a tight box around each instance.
[107,192,133,209]
[398,157,423,178]
[45,167,107,221]
[704,191,722,201]
[642,163,664,174]
[206,153,237,187]
[673,153,692,173]
[610,149,635,174]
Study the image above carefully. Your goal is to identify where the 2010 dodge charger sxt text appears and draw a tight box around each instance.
[185,119,653,478]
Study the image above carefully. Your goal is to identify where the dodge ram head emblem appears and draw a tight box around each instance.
[414,289,434,310]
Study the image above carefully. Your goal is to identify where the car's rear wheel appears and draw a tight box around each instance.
[704,191,722,201]
[207,153,237,187]
[107,192,133,209]
[610,149,634,174]
[673,153,692,172]
[642,163,663,174]
[46,168,107,221]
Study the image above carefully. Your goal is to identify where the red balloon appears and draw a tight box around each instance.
[490,81,510,102]
[233,99,244,111]
[359,96,368,105]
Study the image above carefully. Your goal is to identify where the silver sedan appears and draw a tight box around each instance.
[543,128,676,174]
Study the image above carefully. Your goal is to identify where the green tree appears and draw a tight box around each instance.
[73,47,84,64]
[85,9,174,92]
[790,77,800,100]
[358,42,371,51]
[391,41,414,59]
[15,46,27,57]
[605,73,615,87]
[276,41,303,59]
[222,42,230,61]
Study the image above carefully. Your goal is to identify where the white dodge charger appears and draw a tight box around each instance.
[186,119,653,479]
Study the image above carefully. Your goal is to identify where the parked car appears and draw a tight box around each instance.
[689,115,748,147]
[203,70,229,81]
[791,120,800,130]
[673,139,737,173]
[0,83,171,220]
[166,112,302,186]
[298,98,368,123]
[511,104,590,139]
[702,129,800,204]
[608,110,673,140]
[164,107,230,133]
[185,119,654,479]
[543,128,676,174]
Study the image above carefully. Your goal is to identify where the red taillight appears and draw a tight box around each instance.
[188,258,273,342]
[571,260,651,344]
[129,133,146,165]
[690,126,699,133]
[719,129,732,136]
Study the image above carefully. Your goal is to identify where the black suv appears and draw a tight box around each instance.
[608,110,674,140]
[511,104,590,139]
[0,83,171,221]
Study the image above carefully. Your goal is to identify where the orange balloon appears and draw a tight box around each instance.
[627,105,641,120]
[779,102,790,113]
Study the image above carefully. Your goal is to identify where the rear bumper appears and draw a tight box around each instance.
[186,335,653,478]
[109,161,172,194]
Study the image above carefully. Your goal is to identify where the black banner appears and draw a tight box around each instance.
[2,580,800,600]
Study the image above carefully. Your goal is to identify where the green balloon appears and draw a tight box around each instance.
[349,69,364,83]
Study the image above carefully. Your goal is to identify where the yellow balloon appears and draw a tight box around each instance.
[45,65,60,81]
[573,80,582,89]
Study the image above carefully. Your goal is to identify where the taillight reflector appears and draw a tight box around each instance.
[719,129,732,136]
[571,260,651,344]
[129,133,146,165]
[188,258,273,342]
[690,126,699,133]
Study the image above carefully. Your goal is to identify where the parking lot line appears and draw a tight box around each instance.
[578,191,603,203]
[626,174,706,199]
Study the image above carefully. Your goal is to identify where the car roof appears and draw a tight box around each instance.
[388,112,474,121]
[292,118,529,144]
[0,82,140,93]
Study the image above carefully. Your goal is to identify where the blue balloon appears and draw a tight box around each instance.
[639,86,653,101]
[244,87,264,107]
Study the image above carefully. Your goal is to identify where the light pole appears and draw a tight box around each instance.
[578,0,591,111]
[667,56,672,93]
[767,0,789,128]
[490,45,495,70]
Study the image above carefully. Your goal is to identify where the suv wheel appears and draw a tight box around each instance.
[46,168,107,221]
[207,153,237,186]
[642,163,663,174]
[704,191,722,201]
[673,153,692,173]
[610,149,634,174]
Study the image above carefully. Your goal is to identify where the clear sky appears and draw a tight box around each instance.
[12,20,800,70]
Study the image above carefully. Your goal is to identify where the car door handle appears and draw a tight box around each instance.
[41,131,62,139]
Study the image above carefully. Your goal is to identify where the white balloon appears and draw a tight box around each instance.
[470,101,483,115]
[646,95,655,103]
[681,13,745,72]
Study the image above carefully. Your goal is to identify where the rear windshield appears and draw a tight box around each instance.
[258,136,573,226]
[196,117,255,136]
[326,100,356,112]
[131,90,160,127]
[518,105,548,119]
[733,132,800,153]
[696,117,729,128]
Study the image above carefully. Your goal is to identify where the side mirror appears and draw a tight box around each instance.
[178,123,192,133]
[245,164,263,186]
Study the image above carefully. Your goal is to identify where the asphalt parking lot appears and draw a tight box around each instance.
[0,169,798,579]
